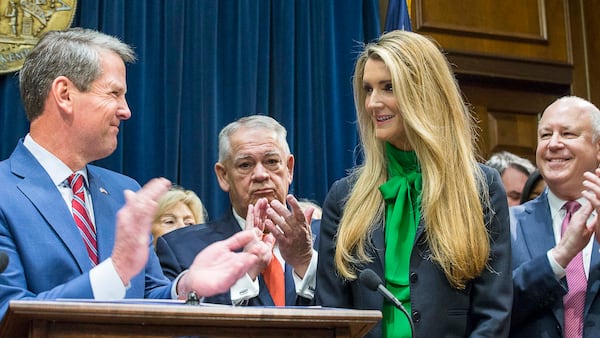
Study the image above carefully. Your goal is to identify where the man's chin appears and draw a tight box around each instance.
[88,146,117,163]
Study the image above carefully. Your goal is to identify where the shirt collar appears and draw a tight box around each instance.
[232,208,245,231]
[23,134,89,187]
[547,188,588,216]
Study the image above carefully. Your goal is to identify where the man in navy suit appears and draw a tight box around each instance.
[511,96,600,337]
[0,28,271,319]
[157,115,319,306]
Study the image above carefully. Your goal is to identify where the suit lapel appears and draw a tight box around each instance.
[372,216,424,275]
[12,143,90,271]
[214,210,242,238]
[519,196,556,260]
[87,168,120,263]
[255,275,274,306]
[284,264,296,305]
[258,262,295,306]
[372,222,385,272]
[521,194,566,327]
[586,241,600,317]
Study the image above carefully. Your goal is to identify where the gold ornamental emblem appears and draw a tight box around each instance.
[0,0,77,74]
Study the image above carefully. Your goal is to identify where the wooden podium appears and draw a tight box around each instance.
[0,300,381,337]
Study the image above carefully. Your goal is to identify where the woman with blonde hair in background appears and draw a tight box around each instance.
[152,186,207,247]
[315,30,512,337]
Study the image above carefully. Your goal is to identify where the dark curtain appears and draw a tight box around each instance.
[0,0,381,218]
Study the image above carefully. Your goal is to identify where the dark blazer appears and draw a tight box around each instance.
[0,140,172,318]
[510,191,600,337]
[315,164,512,338]
[156,209,320,306]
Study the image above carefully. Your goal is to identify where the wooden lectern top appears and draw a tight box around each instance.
[0,299,381,338]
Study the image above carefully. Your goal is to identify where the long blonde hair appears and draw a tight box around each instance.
[335,30,490,289]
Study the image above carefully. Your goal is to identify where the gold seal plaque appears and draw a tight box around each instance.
[0,0,77,74]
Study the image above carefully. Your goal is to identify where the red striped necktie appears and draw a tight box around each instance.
[67,173,98,266]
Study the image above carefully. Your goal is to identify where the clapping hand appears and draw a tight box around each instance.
[264,194,314,278]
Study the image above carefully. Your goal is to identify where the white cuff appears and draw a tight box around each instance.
[547,249,567,280]
[230,273,259,304]
[90,258,127,300]
[293,249,317,299]
[171,270,188,299]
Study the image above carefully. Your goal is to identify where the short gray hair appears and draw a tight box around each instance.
[218,115,290,163]
[19,27,135,121]
[485,151,535,177]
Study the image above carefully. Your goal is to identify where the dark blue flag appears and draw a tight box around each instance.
[385,0,412,32]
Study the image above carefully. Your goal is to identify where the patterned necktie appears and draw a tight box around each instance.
[561,200,585,338]
[262,254,285,306]
[67,173,98,266]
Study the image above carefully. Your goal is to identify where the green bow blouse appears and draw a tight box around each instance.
[378,142,422,337]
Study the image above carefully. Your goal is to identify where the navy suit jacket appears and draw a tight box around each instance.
[316,164,512,338]
[510,191,600,337]
[0,141,172,318]
[156,209,320,306]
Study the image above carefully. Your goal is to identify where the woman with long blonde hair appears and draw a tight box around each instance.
[316,30,512,337]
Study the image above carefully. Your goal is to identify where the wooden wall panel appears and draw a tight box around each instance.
[409,0,574,161]
[419,1,547,41]
[569,0,600,104]
[462,79,563,161]
[414,0,570,64]
[586,1,600,104]
[377,0,598,162]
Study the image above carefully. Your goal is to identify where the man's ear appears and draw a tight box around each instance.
[214,162,231,192]
[286,154,295,183]
[51,76,74,114]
